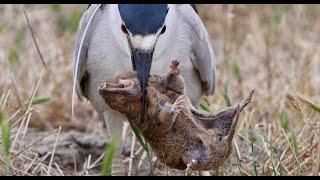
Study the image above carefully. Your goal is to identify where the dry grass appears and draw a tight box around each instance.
[0,4,319,176]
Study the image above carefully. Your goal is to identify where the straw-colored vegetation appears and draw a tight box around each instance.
[0,4,319,176]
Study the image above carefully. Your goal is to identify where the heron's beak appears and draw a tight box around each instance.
[131,48,154,123]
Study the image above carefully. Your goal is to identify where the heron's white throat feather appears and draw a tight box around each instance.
[130,34,157,51]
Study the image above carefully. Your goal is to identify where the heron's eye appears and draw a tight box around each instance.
[121,24,129,35]
[160,25,166,35]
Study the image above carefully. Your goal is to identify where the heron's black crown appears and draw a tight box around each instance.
[118,4,168,36]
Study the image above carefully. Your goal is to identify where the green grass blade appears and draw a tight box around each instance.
[269,5,284,25]
[127,117,148,151]
[290,131,302,175]
[0,24,5,33]
[231,61,244,98]
[268,137,277,176]
[222,83,232,107]
[291,131,299,157]
[0,113,10,158]
[22,96,52,106]
[127,117,153,170]
[297,94,320,113]
[101,139,117,176]
[231,61,242,85]
[9,27,26,68]
[0,113,11,174]
[200,100,212,112]
[306,101,320,113]
[280,112,302,175]
[212,168,220,176]
[48,4,60,12]
[70,11,82,33]
[58,11,82,34]
[280,112,290,134]
[251,141,258,176]
[249,131,259,176]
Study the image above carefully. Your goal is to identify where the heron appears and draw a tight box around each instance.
[73,4,216,175]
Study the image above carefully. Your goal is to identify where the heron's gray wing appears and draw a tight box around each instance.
[177,4,216,96]
[189,4,198,14]
[73,4,104,100]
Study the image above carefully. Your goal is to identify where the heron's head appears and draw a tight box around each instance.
[118,4,169,122]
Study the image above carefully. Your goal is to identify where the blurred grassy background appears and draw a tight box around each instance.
[0,4,319,175]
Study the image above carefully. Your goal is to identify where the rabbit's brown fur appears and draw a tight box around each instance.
[99,60,253,171]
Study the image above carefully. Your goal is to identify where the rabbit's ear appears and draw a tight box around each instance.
[196,106,238,136]
[192,90,254,136]
[224,105,240,144]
